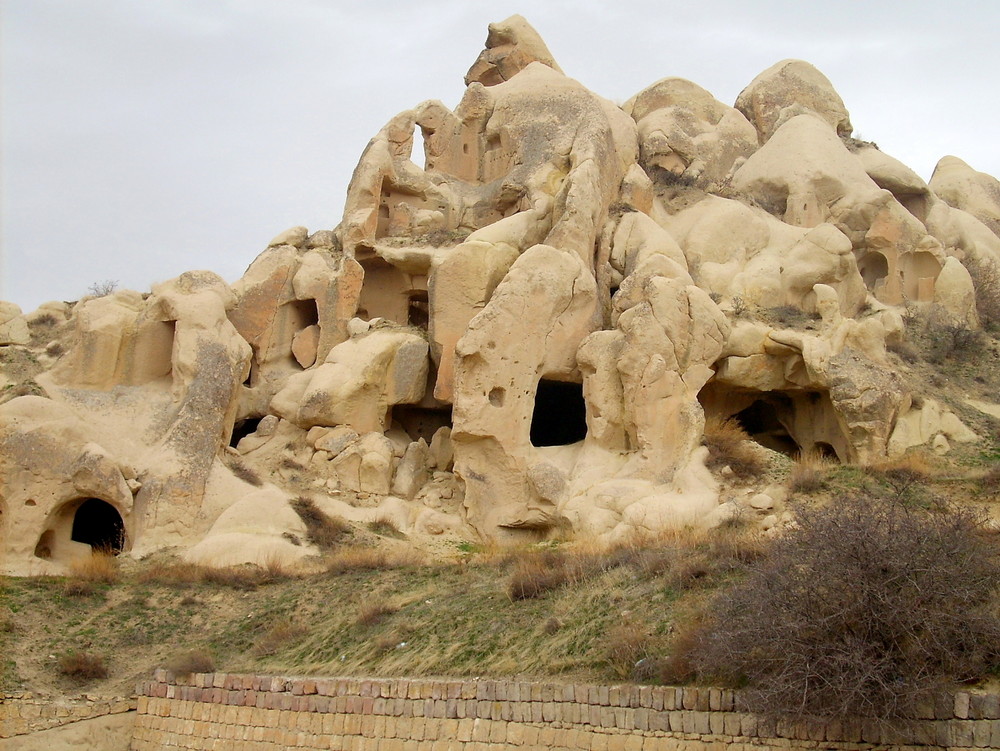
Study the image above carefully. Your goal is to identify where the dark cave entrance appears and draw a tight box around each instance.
[71,499,125,554]
[530,379,588,447]
[230,416,264,448]
[408,291,429,329]
[733,398,800,456]
[391,405,453,443]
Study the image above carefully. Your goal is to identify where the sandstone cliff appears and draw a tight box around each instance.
[3,16,999,574]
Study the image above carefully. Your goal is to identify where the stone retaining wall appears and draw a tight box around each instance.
[131,671,1000,750]
[0,691,135,738]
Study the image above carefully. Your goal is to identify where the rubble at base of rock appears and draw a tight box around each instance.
[2,14,998,574]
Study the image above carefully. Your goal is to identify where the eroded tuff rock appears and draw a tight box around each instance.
[2,16,996,571]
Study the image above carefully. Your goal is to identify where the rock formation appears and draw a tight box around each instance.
[2,15,997,574]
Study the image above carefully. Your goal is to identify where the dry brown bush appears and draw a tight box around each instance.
[978,464,1000,493]
[253,622,309,657]
[325,547,423,575]
[68,551,119,584]
[291,496,351,549]
[356,600,399,627]
[604,621,656,680]
[505,548,604,600]
[165,649,215,676]
[965,254,1000,330]
[923,306,986,363]
[656,615,710,685]
[59,651,108,681]
[702,416,767,479]
[693,495,1000,721]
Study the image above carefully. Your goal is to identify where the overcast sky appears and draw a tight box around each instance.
[3,0,998,312]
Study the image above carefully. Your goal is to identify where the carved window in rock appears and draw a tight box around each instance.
[858,251,889,293]
[530,379,588,448]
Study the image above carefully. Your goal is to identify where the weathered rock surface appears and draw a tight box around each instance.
[1,16,996,572]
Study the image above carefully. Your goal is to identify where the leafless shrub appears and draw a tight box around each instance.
[165,649,215,676]
[59,651,108,681]
[656,615,710,685]
[924,306,986,363]
[865,453,931,502]
[978,464,1000,493]
[291,496,351,549]
[32,312,58,327]
[87,280,119,297]
[702,416,768,479]
[693,495,1000,721]
[730,295,748,318]
[965,254,1000,330]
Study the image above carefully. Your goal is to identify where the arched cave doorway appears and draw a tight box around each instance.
[530,380,588,447]
[71,499,125,555]
[733,399,800,456]
[858,251,889,292]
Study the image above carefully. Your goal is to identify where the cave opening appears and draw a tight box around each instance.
[71,499,125,555]
[733,398,800,456]
[858,251,889,292]
[530,379,588,447]
[391,405,453,442]
[287,298,320,330]
[408,291,429,329]
[230,416,264,448]
[813,441,839,460]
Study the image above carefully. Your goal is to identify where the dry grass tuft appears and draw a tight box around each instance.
[68,551,119,584]
[702,416,767,479]
[291,496,351,549]
[253,622,309,657]
[787,448,835,495]
[165,649,215,676]
[604,620,656,680]
[58,651,108,681]
[63,580,97,597]
[866,452,932,501]
[356,599,399,627]
[506,548,607,601]
[366,516,405,538]
[326,547,423,575]
[136,561,206,585]
[224,455,263,487]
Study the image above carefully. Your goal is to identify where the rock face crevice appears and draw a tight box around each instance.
[3,16,998,571]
